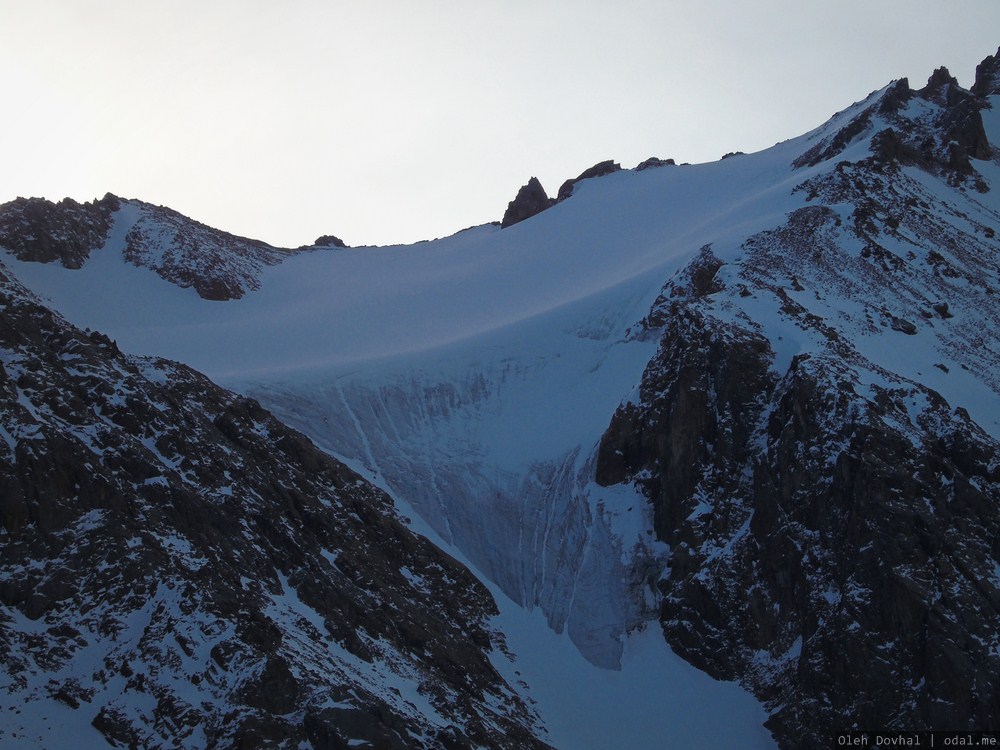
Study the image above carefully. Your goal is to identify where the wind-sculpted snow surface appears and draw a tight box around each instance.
[3,50,1000,749]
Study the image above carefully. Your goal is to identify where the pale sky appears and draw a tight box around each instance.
[3,1,999,248]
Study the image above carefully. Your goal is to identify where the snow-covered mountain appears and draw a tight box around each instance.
[2,47,999,748]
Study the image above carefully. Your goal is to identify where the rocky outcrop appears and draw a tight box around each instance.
[312,234,347,248]
[500,177,554,228]
[634,157,675,171]
[918,66,963,106]
[556,160,622,201]
[793,71,993,184]
[971,46,1000,97]
[0,266,549,749]
[0,194,119,268]
[501,161,625,227]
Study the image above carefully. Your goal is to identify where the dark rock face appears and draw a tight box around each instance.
[634,157,676,171]
[0,194,119,268]
[0,267,549,749]
[556,160,622,201]
[600,303,1000,745]
[312,234,347,248]
[971,46,1000,97]
[500,177,554,228]
[919,66,963,106]
[597,55,1000,745]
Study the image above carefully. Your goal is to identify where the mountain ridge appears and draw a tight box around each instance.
[2,47,1000,749]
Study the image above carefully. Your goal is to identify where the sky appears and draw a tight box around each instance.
[2,1,1000,249]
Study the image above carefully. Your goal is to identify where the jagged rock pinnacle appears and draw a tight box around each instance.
[918,66,963,106]
[500,176,554,228]
[972,46,1000,97]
